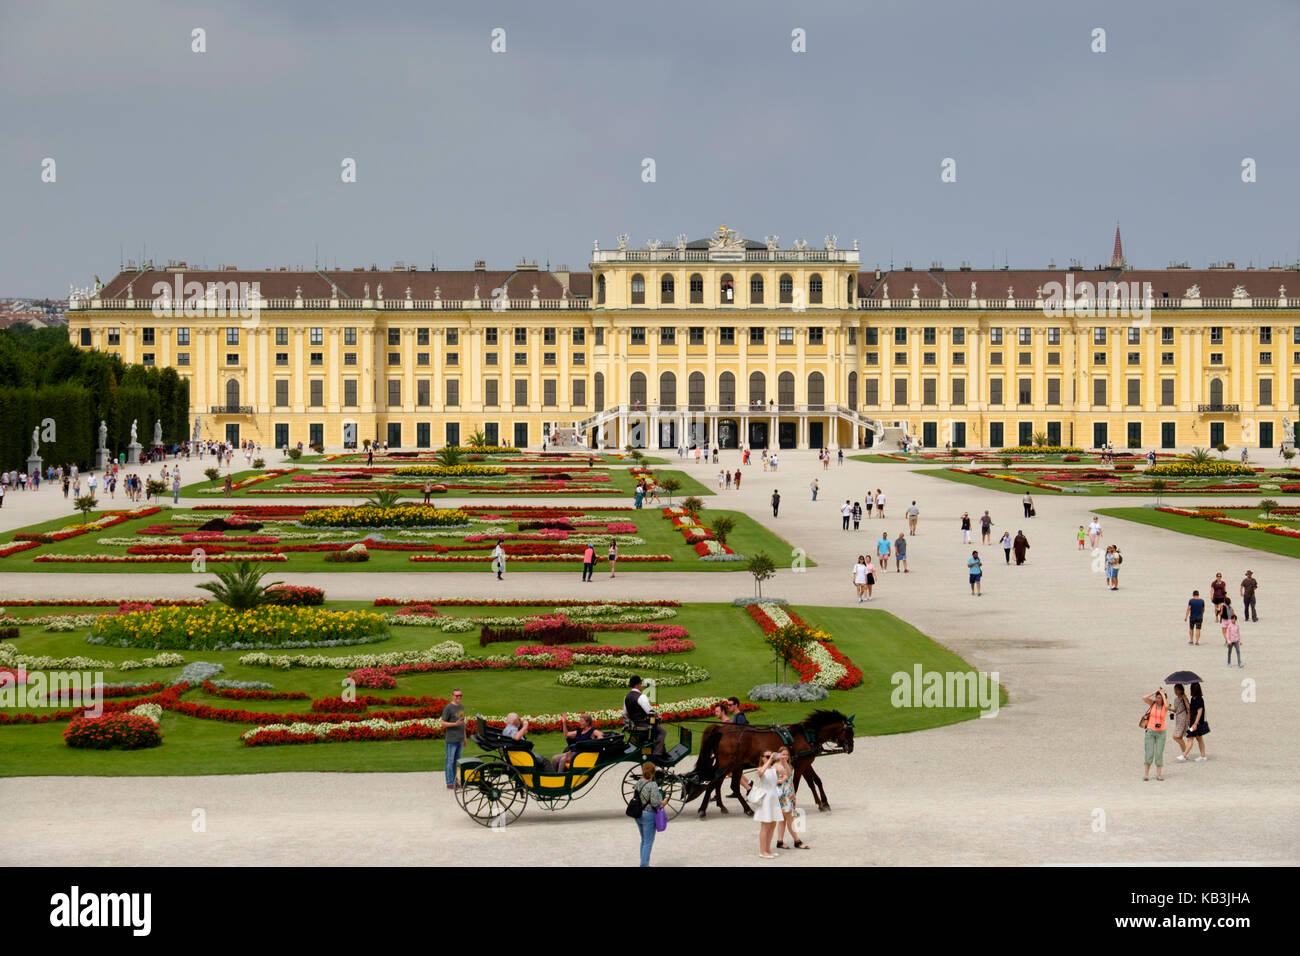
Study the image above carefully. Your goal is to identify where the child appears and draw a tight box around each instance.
[1077,525,1086,550]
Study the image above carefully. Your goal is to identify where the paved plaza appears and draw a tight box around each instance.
[1,451,1296,866]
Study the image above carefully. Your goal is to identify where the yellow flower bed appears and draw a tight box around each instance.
[1146,461,1255,477]
[393,464,507,477]
[91,605,388,649]
[301,505,470,528]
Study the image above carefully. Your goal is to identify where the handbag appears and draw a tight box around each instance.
[654,806,668,832]
[1138,711,1149,729]
[745,779,767,809]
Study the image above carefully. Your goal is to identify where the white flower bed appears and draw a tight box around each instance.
[803,641,848,688]
[238,640,465,670]
[129,703,163,723]
[0,644,183,671]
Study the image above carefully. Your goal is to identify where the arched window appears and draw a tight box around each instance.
[594,372,605,412]
[596,275,606,305]
[846,274,856,304]
[779,274,793,304]
[660,274,674,304]
[749,274,764,304]
[1210,378,1223,406]
[848,371,858,409]
[720,273,735,304]
[226,379,240,409]
[749,371,766,406]
[688,371,705,407]
[629,372,647,408]
[719,371,736,407]
[808,371,825,407]
[778,371,795,407]
[809,274,823,304]
[630,273,646,305]
[659,371,677,408]
[689,273,704,304]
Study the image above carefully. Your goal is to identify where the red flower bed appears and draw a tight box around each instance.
[745,603,862,689]
[0,540,40,558]
[64,713,163,750]
[348,668,398,689]
[199,682,308,701]
[311,694,448,713]
[264,585,326,606]
[373,598,680,607]
[0,599,204,607]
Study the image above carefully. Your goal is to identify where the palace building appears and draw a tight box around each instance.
[67,226,1300,452]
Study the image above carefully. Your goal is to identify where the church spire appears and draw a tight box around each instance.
[1109,223,1126,269]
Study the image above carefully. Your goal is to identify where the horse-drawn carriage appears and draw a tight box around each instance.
[454,714,697,827]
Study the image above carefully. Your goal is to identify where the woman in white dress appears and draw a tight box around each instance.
[741,751,783,859]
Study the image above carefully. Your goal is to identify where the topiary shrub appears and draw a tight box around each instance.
[286,448,303,460]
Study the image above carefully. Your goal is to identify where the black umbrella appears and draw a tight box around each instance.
[1165,671,1203,684]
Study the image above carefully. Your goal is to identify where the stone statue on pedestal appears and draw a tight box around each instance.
[130,419,138,444]
[153,419,163,446]
[99,419,108,449]
[31,425,40,458]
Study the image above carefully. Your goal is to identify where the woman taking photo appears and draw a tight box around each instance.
[741,750,783,859]
[773,748,810,851]
[1141,687,1169,781]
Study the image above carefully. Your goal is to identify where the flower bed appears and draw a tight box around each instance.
[392,464,507,477]
[1145,461,1256,477]
[745,602,862,690]
[264,585,326,606]
[64,713,163,750]
[300,506,470,529]
[89,605,388,650]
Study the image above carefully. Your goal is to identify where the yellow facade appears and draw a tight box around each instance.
[66,231,1300,452]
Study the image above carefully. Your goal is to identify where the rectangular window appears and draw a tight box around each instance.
[989,351,1002,365]
[719,327,735,346]
[343,380,357,407]
[444,422,459,447]
[344,327,357,346]
[485,351,498,366]
[276,352,289,366]
[275,423,289,448]
[1047,378,1060,405]
[446,328,459,346]
[311,328,323,346]
[893,378,907,405]
[572,352,586,365]
[308,352,323,366]
[594,329,604,346]
[865,351,879,365]
[344,352,357,366]
[660,327,675,345]
[1161,327,1174,345]
[1018,327,1031,345]
[1259,379,1273,406]
[107,329,121,346]
[1161,351,1174,365]
[848,328,857,345]
[922,379,937,404]
[543,379,557,407]
[1019,352,1032,366]
[417,352,430,366]
[630,327,646,346]
[1018,378,1032,405]
[989,421,1004,448]
[1093,379,1107,406]
[446,379,460,406]
[923,352,936,366]
[1210,326,1223,345]
[1094,352,1107,365]
[689,327,704,345]
[310,423,324,448]
[1127,421,1142,449]
[485,379,499,406]
[176,353,190,366]
[779,327,794,345]
[542,352,556,366]
[1259,351,1272,365]
[1161,379,1174,406]
[485,328,498,345]
[894,327,908,345]
[572,379,586,406]
[1047,351,1060,365]
[1127,379,1141,406]
[275,380,289,407]
[387,380,401,406]
[415,328,429,346]
[514,379,528,406]
[952,328,965,345]
[484,422,499,445]
[1093,327,1107,345]
[176,328,190,345]
[989,328,1003,345]
[808,327,824,345]
[141,328,155,346]
[1127,351,1141,365]
[514,351,527,365]
[543,328,556,346]
[309,380,323,407]
[864,328,879,345]
[951,379,965,405]
[226,327,239,346]
[864,378,879,405]
[749,327,765,345]
[226,353,239,366]
[1047,328,1060,345]
[415,423,430,449]
[388,352,401,365]
[1210,352,1223,365]
[514,328,527,346]
[1020,421,1034,446]
[1127,327,1141,345]
[923,327,937,345]
[572,328,585,345]
[387,329,400,346]
[990,378,1003,405]
[385,423,400,449]
[276,328,289,346]
[417,379,430,406]
[142,353,155,366]
[952,351,965,365]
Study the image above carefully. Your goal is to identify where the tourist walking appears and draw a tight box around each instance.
[770,490,780,518]
[1209,572,1228,620]
[864,493,873,520]
[1185,590,1205,645]
[733,469,742,490]
[422,482,432,504]
[1013,530,1030,565]
[1171,684,1192,760]
[960,512,972,544]
[740,751,783,859]
[1000,531,1012,564]
[1104,546,1119,589]
[608,539,618,578]
[1186,682,1209,760]
[875,489,886,519]
[837,449,844,466]
[442,689,465,789]
[967,551,983,596]
[1087,517,1102,549]
[851,499,862,530]
[1239,571,1259,622]
[1023,493,1035,518]
[852,555,869,603]
[172,474,181,504]
[1077,525,1086,550]
[894,532,908,572]
[810,478,819,501]
[631,761,664,867]
[907,500,919,535]
[841,500,852,531]
[1224,612,1243,667]
[582,543,595,582]
[491,540,506,580]
[863,556,876,600]
[773,748,809,851]
[1141,688,1168,781]
[876,532,891,571]
[980,510,994,544]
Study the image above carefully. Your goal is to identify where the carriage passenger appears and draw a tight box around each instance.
[553,713,605,772]
[713,697,749,725]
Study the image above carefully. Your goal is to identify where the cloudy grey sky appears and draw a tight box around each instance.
[2,0,1298,296]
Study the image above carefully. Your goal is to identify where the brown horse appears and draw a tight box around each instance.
[688,710,854,818]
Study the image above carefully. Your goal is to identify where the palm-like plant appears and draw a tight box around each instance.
[196,561,282,610]
[365,490,402,509]
[1188,447,1212,464]
[435,446,464,467]
[467,429,489,449]
[1032,431,1048,448]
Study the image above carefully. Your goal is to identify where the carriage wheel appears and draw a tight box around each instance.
[456,762,527,828]
[621,767,687,820]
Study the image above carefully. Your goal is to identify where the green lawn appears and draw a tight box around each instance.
[1096,507,1300,558]
[912,468,1066,495]
[0,600,998,776]
[0,504,805,573]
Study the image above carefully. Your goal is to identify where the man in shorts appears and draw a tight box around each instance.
[907,501,919,535]
[967,550,983,597]
[894,532,908,572]
[1184,590,1205,645]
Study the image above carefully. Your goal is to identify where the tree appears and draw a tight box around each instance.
[710,515,734,544]
[204,467,221,485]
[196,561,284,611]
[1000,455,1013,470]
[1259,499,1279,519]
[73,494,98,520]
[1216,442,1229,459]
[658,476,681,504]
[681,496,704,517]
[1149,478,1168,506]
[748,552,776,598]
[763,622,816,684]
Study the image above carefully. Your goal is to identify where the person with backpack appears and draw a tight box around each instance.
[629,761,665,867]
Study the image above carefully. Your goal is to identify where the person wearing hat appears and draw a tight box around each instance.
[623,676,667,758]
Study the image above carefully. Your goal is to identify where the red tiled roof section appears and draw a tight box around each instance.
[97,269,593,301]
[859,269,1298,300]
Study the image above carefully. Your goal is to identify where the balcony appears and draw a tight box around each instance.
[209,405,255,415]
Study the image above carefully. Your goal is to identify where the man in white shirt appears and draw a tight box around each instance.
[907,501,920,535]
